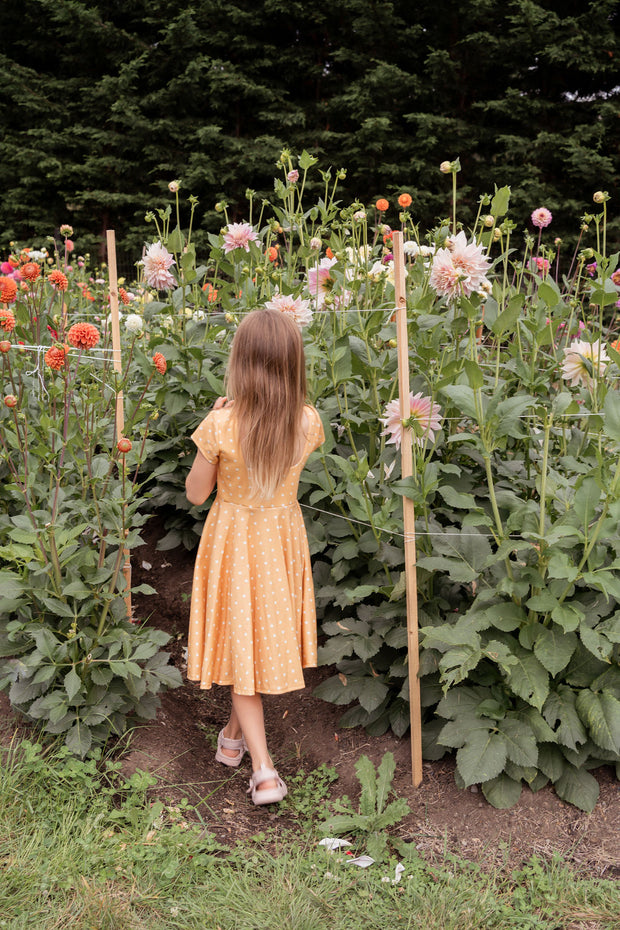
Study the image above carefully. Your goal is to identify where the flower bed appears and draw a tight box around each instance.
[1,157,619,810]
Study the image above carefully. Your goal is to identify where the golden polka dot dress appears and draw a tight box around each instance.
[187,405,325,695]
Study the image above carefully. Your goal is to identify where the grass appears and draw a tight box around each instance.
[0,739,618,930]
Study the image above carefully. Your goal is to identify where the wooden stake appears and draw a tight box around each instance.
[393,231,423,787]
[106,229,132,616]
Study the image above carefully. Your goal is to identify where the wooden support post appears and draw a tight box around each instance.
[393,231,423,788]
[106,229,132,617]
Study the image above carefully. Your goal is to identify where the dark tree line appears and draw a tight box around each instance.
[1,0,619,256]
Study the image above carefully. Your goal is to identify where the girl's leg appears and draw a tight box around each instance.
[224,689,278,790]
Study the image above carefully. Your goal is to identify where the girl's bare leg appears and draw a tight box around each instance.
[223,689,278,790]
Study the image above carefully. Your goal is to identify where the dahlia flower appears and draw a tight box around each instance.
[124,314,144,333]
[0,309,16,333]
[139,242,176,290]
[264,292,313,327]
[398,193,412,208]
[67,322,100,349]
[49,270,68,291]
[561,339,609,388]
[287,169,299,184]
[45,345,69,370]
[20,262,40,283]
[0,277,18,303]
[429,231,490,302]
[531,207,553,229]
[381,392,442,449]
[222,222,258,254]
[307,257,336,308]
[153,352,167,374]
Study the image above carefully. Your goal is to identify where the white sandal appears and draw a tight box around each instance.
[247,764,288,805]
[215,729,247,767]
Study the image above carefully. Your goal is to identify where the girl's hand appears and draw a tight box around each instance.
[213,396,228,410]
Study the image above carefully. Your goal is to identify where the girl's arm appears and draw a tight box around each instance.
[186,450,217,506]
[185,396,227,506]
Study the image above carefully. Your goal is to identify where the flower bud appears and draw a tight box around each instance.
[168,180,180,193]
[0,340,11,353]
[309,237,321,250]
[593,190,606,204]
[4,394,17,408]
[117,437,132,454]
[484,215,494,227]
[493,228,501,241]
[554,237,562,246]
[439,161,452,173]
[215,201,226,213]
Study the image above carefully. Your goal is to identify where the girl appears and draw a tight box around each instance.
[185,309,324,804]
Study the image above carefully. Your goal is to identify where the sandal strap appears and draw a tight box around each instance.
[219,730,245,750]
[247,765,281,791]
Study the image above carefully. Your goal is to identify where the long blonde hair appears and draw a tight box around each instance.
[226,309,307,500]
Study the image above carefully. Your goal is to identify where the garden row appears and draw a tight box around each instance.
[0,155,619,810]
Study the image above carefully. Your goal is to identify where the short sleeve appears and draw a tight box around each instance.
[309,406,325,453]
[191,412,219,465]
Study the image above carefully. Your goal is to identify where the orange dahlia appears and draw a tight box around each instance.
[202,282,218,302]
[398,193,412,208]
[67,322,100,349]
[152,352,167,374]
[20,262,41,283]
[118,287,130,305]
[45,345,69,370]
[0,309,16,333]
[49,270,69,291]
[0,277,18,303]
[375,198,389,212]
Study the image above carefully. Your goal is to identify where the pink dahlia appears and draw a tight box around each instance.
[561,339,609,388]
[429,231,490,302]
[531,207,553,229]
[381,392,442,449]
[307,256,336,308]
[222,222,258,254]
[264,293,313,327]
[139,242,176,290]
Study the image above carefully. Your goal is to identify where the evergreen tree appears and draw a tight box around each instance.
[0,0,618,255]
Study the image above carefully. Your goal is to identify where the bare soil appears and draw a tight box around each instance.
[2,514,619,877]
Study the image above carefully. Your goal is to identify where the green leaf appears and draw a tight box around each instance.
[490,185,511,217]
[64,668,82,702]
[575,690,620,753]
[537,280,561,307]
[375,752,397,815]
[580,626,613,663]
[358,678,389,713]
[166,225,185,253]
[463,359,484,390]
[497,717,538,768]
[481,773,522,808]
[572,477,601,527]
[543,687,587,751]
[440,384,478,419]
[437,486,480,510]
[506,649,549,711]
[65,721,93,758]
[603,389,620,442]
[456,727,507,787]
[554,765,599,812]
[534,627,578,677]
[490,295,523,336]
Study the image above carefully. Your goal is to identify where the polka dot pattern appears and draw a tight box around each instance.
[187,405,325,696]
